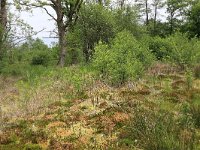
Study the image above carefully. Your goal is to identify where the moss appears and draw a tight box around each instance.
[17,120,29,129]
[48,100,73,110]
[0,132,21,145]
[118,138,135,147]
[0,144,24,150]
[35,120,50,128]
[23,143,42,150]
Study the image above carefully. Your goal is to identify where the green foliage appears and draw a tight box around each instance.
[31,38,48,51]
[0,24,7,61]
[163,78,173,94]
[166,32,200,68]
[166,0,188,34]
[121,108,196,150]
[114,6,144,38]
[187,1,200,37]
[77,3,116,61]
[190,94,200,128]
[65,30,84,65]
[27,40,57,66]
[15,38,57,66]
[0,63,29,76]
[23,144,42,150]
[0,144,25,150]
[93,31,154,85]
[185,69,194,90]
[0,38,59,75]
[148,36,172,60]
[31,51,51,66]
[49,66,94,94]
[2,2,200,150]
[142,32,200,68]
[147,20,171,37]
[194,65,200,79]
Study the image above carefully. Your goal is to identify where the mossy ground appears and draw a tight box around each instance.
[0,65,200,149]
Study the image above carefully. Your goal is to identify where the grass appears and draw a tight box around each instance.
[0,144,25,150]
[0,64,200,149]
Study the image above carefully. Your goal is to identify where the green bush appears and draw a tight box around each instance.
[31,51,51,66]
[0,63,29,76]
[121,108,196,150]
[166,32,200,69]
[93,31,154,85]
[148,36,172,60]
[77,3,116,62]
[114,6,145,38]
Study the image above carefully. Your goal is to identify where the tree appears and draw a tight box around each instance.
[151,0,164,35]
[187,1,200,37]
[16,0,83,67]
[117,0,126,9]
[77,3,115,62]
[86,0,110,6]
[166,0,188,34]
[114,5,143,38]
[0,1,36,65]
[0,0,7,34]
[31,38,48,51]
[166,32,200,69]
[0,0,7,60]
[93,31,154,85]
[135,0,151,25]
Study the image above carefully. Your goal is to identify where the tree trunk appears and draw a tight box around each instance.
[119,0,125,9]
[57,24,67,67]
[153,4,157,34]
[51,0,83,67]
[0,0,7,60]
[83,42,90,63]
[145,0,149,25]
[170,12,174,34]
[55,0,67,67]
[0,0,7,29]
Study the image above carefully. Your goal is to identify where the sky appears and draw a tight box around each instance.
[22,9,57,46]
[11,6,58,46]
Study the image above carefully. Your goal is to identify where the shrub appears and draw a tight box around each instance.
[93,31,154,85]
[0,63,29,76]
[148,36,172,60]
[120,108,196,150]
[185,69,194,90]
[65,48,84,65]
[31,51,51,66]
[166,33,200,69]
[65,30,84,65]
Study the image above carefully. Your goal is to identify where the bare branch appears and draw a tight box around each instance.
[42,7,57,21]
[43,36,58,38]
